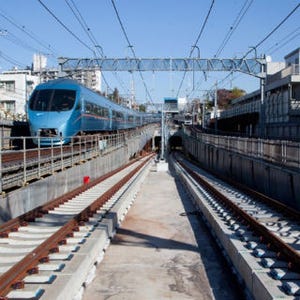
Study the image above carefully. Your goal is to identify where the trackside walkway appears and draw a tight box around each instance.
[82,160,245,300]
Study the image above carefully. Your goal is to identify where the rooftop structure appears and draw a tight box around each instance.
[218,48,300,139]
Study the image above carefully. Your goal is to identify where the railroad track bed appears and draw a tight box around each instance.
[172,153,300,300]
[0,154,153,300]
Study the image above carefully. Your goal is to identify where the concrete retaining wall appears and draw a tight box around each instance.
[183,135,300,211]
[0,131,154,223]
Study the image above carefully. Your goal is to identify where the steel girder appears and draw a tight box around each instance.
[58,57,266,78]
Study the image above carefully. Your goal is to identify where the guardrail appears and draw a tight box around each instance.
[0,132,130,193]
[185,129,300,170]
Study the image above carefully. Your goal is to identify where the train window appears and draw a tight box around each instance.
[85,102,92,114]
[102,108,109,118]
[116,111,124,121]
[85,100,108,118]
[51,90,76,111]
[128,115,134,123]
[29,89,53,111]
[29,89,76,111]
[112,111,124,121]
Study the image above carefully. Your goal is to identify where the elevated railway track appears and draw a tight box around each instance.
[0,129,150,193]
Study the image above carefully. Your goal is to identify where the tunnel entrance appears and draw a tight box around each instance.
[169,135,182,151]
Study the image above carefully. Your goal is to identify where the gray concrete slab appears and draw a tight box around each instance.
[82,161,245,300]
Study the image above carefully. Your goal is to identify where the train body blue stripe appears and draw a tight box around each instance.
[27,79,160,145]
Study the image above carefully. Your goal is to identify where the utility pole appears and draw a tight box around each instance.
[260,55,266,138]
[160,105,165,160]
[202,96,207,130]
[214,81,218,132]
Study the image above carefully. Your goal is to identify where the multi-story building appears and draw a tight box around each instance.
[0,70,39,120]
[218,47,300,139]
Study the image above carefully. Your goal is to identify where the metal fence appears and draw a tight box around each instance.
[185,130,300,170]
[0,132,129,192]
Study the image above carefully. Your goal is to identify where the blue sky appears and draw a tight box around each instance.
[0,0,299,104]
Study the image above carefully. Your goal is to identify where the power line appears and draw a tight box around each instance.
[65,0,100,52]
[198,3,300,100]
[110,0,154,105]
[38,0,94,53]
[0,8,59,58]
[187,0,253,99]
[266,26,300,54]
[0,50,26,68]
[243,3,300,58]
[2,29,43,54]
[38,0,118,96]
[190,0,215,57]
[214,0,254,58]
[176,0,215,98]
[66,0,132,95]
[64,0,114,94]
[65,0,131,97]
[110,0,133,54]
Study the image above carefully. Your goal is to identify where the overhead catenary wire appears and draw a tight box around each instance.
[198,2,300,101]
[38,0,95,54]
[0,8,59,58]
[243,2,300,59]
[65,0,100,52]
[176,0,215,98]
[214,0,254,58]
[64,0,114,94]
[110,0,154,105]
[188,0,253,99]
[38,0,117,96]
[65,0,132,97]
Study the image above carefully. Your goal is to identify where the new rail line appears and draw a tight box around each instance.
[172,153,300,298]
[0,153,154,299]
[1,150,300,299]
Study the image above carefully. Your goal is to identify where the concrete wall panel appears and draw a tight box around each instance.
[0,132,153,223]
[183,136,300,211]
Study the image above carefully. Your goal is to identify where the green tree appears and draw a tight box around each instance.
[230,87,245,99]
[139,104,146,112]
[108,88,120,104]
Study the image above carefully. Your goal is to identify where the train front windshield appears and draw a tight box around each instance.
[29,89,76,111]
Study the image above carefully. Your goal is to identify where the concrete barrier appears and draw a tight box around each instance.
[174,160,293,300]
[0,130,155,223]
[183,135,300,211]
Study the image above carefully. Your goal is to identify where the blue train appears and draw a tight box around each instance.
[27,79,159,145]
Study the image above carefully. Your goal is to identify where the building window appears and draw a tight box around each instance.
[0,81,15,92]
[0,100,16,113]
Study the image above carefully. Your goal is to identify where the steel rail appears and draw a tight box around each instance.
[177,158,300,272]
[182,131,300,222]
[0,154,148,236]
[0,153,153,297]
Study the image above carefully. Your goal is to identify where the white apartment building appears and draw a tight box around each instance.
[0,70,39,120]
